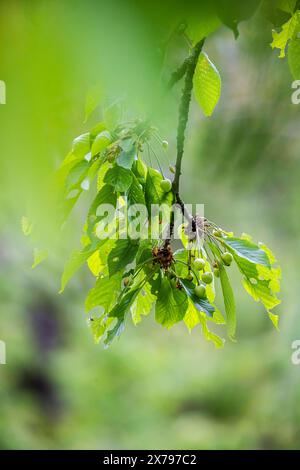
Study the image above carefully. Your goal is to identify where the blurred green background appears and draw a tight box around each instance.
[0,0,299,450]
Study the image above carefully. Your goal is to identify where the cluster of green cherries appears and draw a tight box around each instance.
[192,251,233,299]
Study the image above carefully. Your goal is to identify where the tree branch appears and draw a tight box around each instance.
[166,58,188,90]
[164,39,205,246]
[172,39,205,197]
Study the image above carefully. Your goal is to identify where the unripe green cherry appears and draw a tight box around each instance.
[201,272,213,284]
[160,178,172,193]
[214,268,220,278]
[194,284,206,299]
[123,277,130,286]
[221,252,233,266]
[194,258,206,271]
[162,140,169,150]
[186,273,194,281]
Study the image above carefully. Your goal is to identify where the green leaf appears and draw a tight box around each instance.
[88,184,117,218]
[179,278,215,318]
[65,160,89,191]
[186,11,221,44]
[87,184,117,238]
[60,246,96,293]
[127,174,145,206]
[277,0,297,14]
[198,310,225,348]
[184,300,224,348]
[145,167,173,211]
[72,132,90,158]
[85,272,122,313]
[32,248,48,269]
[104,165,133,192]
[183,300,201,331]
[215,0,261,38]
[226,240,281,318]
[155,277,188,328]
[221,236,271,267]
[107,239,139,277]
[288,38,300,78]
[271,11,300,57]
[119,137,135,152]
[91,130,111,157]
[87,239,116,277]
[104,318,125,347]
[117,149,136,169]
[268,311,279,330]
[109,286,141,319]
[90,315,113,344]
[131,281,156,325]
[193,52,221,117]
[219,263,236,340]
[90,121,107,139]
[243,278,281,311]
[174,249,189,277]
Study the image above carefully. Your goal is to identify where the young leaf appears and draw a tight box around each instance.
[88,184,117,217]
[104,165,133,192]
[193,52,221,117]
[155,277,188,328]
[109,286,142,320]
[72,132,91,158]
[179,278,215,317]
[87,184,117,238]
[91,130,111,157]
[127,174,145,206]
[60,246,97,293]
[90,315,114,344]
[131,281,156,325]
[145,167,173,211]
[243,278,281,311]
[184,300,201,331]
[32,248,48,269]
[119,137,135,153]
[65,160,89,192]
[186,12,221,44]
[221,237,271,267]
[108,239,139,277]
[198,311,225,349]
[271,10,300,57]
[117,148,136,170]
[219,263,236,340]
[104,318,125,347]
[87,239,116,277]
[85,273,122,313]
[184,300,224,348]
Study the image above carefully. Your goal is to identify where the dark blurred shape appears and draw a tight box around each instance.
[29,296,64,355]
[18,367,62,419]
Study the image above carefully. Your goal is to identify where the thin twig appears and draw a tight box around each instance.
[164,38,205,246]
